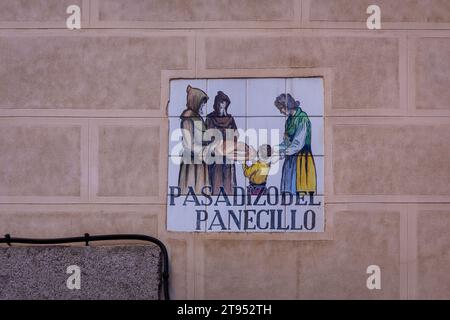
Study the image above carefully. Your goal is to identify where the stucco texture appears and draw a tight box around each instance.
[0,0,84,22]
[204,34,400,110]
[0,124,81,197]
[98,0,294,22]
[416,209,450,299]
[309,0,450,23]
[0,245,161,300]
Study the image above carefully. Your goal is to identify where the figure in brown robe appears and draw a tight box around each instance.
[206,91,238,195]
[178,85,210,194]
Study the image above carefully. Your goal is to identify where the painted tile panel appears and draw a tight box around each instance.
[167,78,324,233]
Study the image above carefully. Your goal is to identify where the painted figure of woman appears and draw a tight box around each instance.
[275,93,317,195]
[178,85,210,194]
[206,91,238,195]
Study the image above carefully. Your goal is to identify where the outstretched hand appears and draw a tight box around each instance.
[269,148,283,163]
[214,140,257,162]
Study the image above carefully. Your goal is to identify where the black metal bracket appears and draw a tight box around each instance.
[0,233,170,300]
[4,233,11,246]
[84,233,90,246]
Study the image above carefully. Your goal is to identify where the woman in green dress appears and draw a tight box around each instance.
[275,93,317,195]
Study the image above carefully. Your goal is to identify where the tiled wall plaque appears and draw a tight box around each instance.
[167,78,324,232]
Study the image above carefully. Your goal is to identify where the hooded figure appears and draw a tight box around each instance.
[206,91,238,195]
[178,85,210,194]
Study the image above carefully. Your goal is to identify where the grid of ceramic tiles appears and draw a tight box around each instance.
[167,78,324,233]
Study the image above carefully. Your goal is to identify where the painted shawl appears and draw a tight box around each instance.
[279,107,317,194]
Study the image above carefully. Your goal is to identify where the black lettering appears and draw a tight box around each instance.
[184,187,201,206]
[209,210,226,231]
[256,210,270,230]
[304,210,316,230]
[276,209,289,230]
[244,210,257,230]
[201,186,212,206]
[295,192,308,205]
[267,186,278,198]
[233,187,245,206]
[309,192,321,206]
[228,209,242,230]
[214,187,231,206]
[270,209,276,230]
[290,209,303,230]
[196,210,208,230]
[169,186,181,205]
[281,192,293,206]
[253,190,266,206]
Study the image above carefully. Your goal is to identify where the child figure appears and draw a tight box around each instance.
[242,144,272,195]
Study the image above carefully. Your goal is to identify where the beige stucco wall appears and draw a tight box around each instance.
[0,0,449,299]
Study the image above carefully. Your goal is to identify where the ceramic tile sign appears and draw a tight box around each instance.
[167,78,324,233]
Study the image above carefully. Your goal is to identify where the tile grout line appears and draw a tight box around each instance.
[87,119,90,202]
